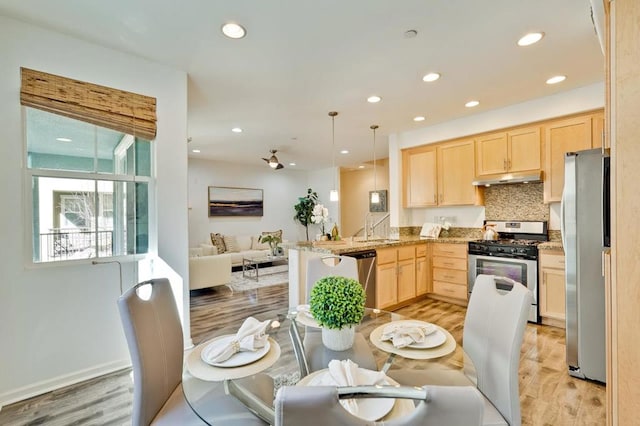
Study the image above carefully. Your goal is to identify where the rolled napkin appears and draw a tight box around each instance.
[203,317,270,364]
[381,321,436,348]
[316,359,387,415]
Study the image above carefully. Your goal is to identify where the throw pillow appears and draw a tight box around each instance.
[223,235,240,253]
[251,235,270,250]
[261,229,283,241]
[210,233,226,254]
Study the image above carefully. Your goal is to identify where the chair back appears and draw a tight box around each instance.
[275,385,483,426]
[464,274,533,426]
[305,255,358,300]
[118,278,184,426]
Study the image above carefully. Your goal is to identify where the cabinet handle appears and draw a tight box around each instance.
[503,159,507,169]
[508,159,511,169]
[443,261,454,266]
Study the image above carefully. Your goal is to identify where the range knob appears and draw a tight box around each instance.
[518,248,527,254]
[510,247,517,253]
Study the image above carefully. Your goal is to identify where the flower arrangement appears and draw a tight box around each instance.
[259,234,282,255]
[309,276,366,330]
[311,204,329,235]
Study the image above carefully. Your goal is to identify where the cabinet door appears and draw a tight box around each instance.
[508,126,541,172]
[476,132,508,176]
[376,262,398,309]
[544,116,593,202]
[592,112,605,149]
[437,140,476,205]
[403,148,438,207]
[540,267,566,320]
[397,259,416,302]
[416,256,429,295]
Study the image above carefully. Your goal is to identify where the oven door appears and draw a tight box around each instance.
[468,254,538,323]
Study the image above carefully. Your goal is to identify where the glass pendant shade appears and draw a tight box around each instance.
[330,189,339,202]
[370,191,380,204]
[329,111,339,202]
[370,124,380,204]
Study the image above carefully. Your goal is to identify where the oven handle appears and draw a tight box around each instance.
[469,254,537,266]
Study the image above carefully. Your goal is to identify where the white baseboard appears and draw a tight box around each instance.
[0,359,132,409]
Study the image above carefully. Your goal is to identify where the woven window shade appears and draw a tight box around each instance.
[20,67,157,140]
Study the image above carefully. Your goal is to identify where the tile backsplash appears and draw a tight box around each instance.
[484,182,549,222]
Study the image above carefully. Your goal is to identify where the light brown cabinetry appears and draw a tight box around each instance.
[415,244,430,295]
[375,244,429,309]
[430,243,467,303]
[539,250,566,328]
[403,140,480,208]
[544,115,599,203]
[475,126,541,176]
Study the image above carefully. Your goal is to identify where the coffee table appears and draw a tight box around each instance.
[242,255,288,281]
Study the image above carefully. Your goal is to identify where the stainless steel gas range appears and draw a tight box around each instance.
[467,220,548,323]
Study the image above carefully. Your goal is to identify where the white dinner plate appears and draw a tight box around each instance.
[297,370,395,422]
[294,304,321,328]
[200,334,271,368]
[407,329,447,349]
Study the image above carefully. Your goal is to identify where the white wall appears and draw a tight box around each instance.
[389,83,605,228]
[0,16,188,405]
[188,158,310,243]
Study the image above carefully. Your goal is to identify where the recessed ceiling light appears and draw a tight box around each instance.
[367,95,381,103]
[221,22,246,39]
[413,116,425,122]
[546,75,567,85]
[422,73,441,82]
[358,165,365,169]
[289,162,296,166]
[340,150,349,154]
[517,32,544,47]
[56,137,72,142]
[231,127,243,133]
[465,100,480,108]
[192,149,201,153]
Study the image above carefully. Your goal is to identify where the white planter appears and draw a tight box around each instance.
[321,325,356,351]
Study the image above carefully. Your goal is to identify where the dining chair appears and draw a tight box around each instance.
[305,255,358,300]
[388,274,533,426]
[274,384,484,425]
[118,278,205,426]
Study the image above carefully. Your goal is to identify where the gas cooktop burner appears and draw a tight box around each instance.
[474,239,542,247]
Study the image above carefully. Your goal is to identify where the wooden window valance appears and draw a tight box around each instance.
[20,67,157,140]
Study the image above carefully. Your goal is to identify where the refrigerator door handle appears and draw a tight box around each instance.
[560,189,567,249]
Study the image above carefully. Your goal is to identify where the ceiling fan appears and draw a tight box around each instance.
[262,149,284,170]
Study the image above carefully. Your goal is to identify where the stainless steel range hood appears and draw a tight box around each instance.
[472,170,542,186]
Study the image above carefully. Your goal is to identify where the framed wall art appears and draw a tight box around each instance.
[208,186,264,217]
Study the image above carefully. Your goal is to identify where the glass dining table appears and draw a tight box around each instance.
[182,306,474,425]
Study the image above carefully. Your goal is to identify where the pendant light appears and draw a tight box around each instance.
[329,111,339,202]
[370,124,380,204]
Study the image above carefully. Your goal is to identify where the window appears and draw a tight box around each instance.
[27,108,152,263]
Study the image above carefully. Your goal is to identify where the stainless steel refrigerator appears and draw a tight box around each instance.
[561,148,606,383]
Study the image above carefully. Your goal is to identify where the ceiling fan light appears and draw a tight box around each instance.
[329,189,339,202]
[371,191,380,204]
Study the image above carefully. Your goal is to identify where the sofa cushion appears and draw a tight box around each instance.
[189,247,204,257]
[223,235,240,253]
[251,236,270,250]
[236,235,253,251]
[210,233,226,253]
[199,244,218,256]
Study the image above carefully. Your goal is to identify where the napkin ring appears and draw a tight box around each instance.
[231,339,241,354]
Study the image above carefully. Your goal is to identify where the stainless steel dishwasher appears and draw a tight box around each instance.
[343,250,377,308]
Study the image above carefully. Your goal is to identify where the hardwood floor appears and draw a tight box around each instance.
[0,284,605,425]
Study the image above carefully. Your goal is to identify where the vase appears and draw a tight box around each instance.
[321,325,355,351]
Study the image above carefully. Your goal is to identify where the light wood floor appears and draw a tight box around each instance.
[0,283,605,425]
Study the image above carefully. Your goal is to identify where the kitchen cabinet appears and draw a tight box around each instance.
[544,114,598,203]
[403,140,481,208]
[475,126,541,176]
[375,244,427,309]
[403,146,437,207]
[539,250,566,328]
[415,244,430,295]
[430,243,468,303]
[592,111,605,150]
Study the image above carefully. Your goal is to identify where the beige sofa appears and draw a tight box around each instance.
[188,246,232,290]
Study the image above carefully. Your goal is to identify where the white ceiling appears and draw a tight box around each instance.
[0,0,604,170]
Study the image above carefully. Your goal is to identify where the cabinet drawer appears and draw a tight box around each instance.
[433,281,467,300]
[540,253,565,269]
[432,268,467,285]
[415,244,428,257]
[376,248,397,265]
[432,243,467,259]
[432,256,467,271]
[398,246,416,261]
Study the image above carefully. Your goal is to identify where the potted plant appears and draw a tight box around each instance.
[259,234,282,256]
[309,276,366,351]
[293,188,318,241]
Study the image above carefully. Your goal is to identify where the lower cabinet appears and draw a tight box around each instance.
[375,244,427,309]
[430,243,468,304]
[539,250,566,327]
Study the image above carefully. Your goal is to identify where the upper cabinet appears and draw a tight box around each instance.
[543,115,595,203]
[476,126,541,176]
[403,139,480,208]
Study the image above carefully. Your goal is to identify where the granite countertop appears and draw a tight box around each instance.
[538,241,564,251]
[290,235,474,255]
